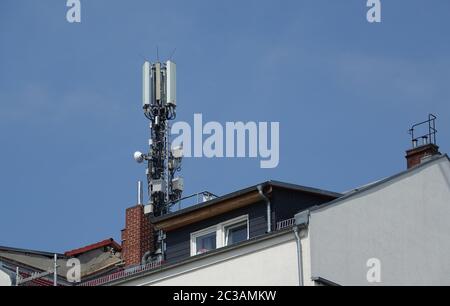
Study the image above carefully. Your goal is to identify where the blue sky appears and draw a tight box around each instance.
[1,0,449,252]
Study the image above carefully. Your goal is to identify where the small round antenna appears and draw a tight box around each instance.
[133,151,145,163]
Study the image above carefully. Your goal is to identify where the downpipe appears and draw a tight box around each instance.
[257,185,271,233]
[294,210,310,286]
[293,226,304,286]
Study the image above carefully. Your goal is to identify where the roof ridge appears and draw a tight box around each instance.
[64,238,121,257]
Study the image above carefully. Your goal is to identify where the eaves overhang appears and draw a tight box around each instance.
[151,180,341,232]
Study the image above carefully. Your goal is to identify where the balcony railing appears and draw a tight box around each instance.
[79,260,163,286]
[168,191,219,213]
[276,218,296,230]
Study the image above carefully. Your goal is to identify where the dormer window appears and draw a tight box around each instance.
[195,231,217,255]
[190,215,249,256]
[225,221,248,246]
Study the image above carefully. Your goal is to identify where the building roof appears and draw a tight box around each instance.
[0,238,123,285]
[0,245,64,258]
[64,238,122,257]
[151,180,341,225]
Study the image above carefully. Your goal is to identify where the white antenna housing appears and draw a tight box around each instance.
[142,61,151,107]
[166,61,176,105]
[155,62,161,101]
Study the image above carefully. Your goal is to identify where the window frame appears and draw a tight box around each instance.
[190,215,249,256]
[190,225,219,256]
[221,215,249,247]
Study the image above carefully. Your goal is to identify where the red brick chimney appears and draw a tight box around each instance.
[406,114,440,169]
[121,205,154,266]
[405,143,440,169]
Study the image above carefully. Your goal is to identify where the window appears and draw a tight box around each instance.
[225,221,248,246]
[190,226,218,256]
[195,231,216,255]
[190,215,249,256]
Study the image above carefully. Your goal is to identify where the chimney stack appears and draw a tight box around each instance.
[121,205,154,266]
[121,185,154,266]
[405,143,440,169]
[406,114,440,169]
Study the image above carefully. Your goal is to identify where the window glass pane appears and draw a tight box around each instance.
[196,232,216,254]
[226,222,247,245]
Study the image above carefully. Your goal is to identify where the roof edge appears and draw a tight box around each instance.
[309,153,449,214]
[151,180,341,224]
[64,238,122,257]
[0,245,64,258]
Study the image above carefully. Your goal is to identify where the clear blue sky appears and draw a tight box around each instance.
[1,0,449,252]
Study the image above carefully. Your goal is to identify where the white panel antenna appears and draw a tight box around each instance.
[155,62,161,101]
[166,61,177,105]
[142,61,151,107]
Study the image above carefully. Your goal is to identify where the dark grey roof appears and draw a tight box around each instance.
[269,180,342,198]
[312,277,341,286]
[308,154,450,214]
[151,180,341,223]
[0,245,64,258]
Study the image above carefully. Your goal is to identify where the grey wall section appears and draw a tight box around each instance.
[309,157,450,286]
[271,188,335,224]
[165,201,268,264]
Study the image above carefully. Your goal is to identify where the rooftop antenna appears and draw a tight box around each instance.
[133,59,184,217]
[408,114,437,148]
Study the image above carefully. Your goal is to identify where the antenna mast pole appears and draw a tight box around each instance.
[138,60,183,217]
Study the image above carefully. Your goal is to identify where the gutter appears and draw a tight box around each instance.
[293,210,309,286]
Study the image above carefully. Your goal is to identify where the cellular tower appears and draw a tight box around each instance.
[134,60,183,217]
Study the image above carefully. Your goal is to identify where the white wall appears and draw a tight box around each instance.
[118,231,301,286]
[309,157,450,285]
[0,269,12,286]
[300,229,315,286]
